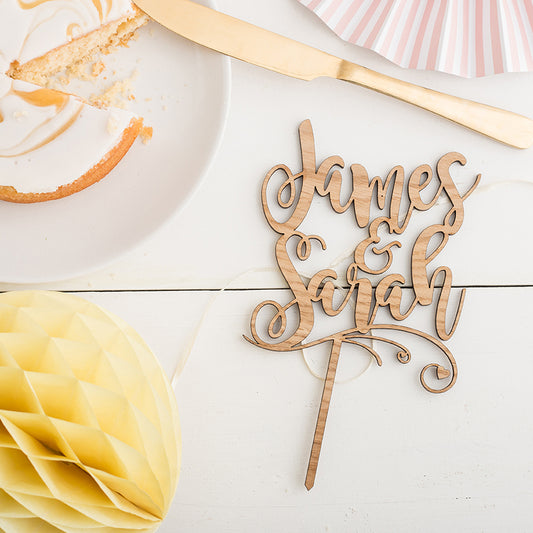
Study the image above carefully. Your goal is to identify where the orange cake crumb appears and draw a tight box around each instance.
[140,125,153,145]
[92,61,106,76]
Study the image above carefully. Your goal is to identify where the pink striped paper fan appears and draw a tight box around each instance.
[299,0,533,77]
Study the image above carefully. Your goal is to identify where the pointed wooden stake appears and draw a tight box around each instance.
[305,339,342,490]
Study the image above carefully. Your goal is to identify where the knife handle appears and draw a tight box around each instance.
[336,60,533,149]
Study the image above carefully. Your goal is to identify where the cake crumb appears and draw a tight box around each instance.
[44,78,62,90]
[66,58,107,81]
[66,61,92,80]
[89,69,139,109]
[92,61,105,77]
[140,125,153,145]
[91,79,132,109]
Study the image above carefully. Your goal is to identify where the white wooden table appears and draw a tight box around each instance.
[5,1,533,531]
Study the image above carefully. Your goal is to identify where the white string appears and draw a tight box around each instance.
[436,178,533,205]
[300,343,374,384]
[170,267,273,388]
[475,179,533,193]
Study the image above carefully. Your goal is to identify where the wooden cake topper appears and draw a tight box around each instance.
[245,119,480,490]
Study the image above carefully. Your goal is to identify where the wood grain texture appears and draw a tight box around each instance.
[305,338,341,490]
[248,119,479,488]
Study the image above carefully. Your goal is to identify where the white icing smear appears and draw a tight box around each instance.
[0,0,136,71]
[0,75,136,193]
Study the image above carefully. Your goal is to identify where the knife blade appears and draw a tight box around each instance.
[133,0,533,149]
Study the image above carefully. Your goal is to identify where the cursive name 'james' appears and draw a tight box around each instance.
[251,119,480,351]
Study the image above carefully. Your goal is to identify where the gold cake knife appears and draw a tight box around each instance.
[134,0,533,148]
[134,0,533,146]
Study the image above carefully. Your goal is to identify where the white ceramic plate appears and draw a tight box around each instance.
[1,0,230,283]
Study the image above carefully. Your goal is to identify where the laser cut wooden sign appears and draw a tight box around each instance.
[245,119,481,490]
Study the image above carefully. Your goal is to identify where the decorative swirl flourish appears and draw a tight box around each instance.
[343,338,383,366]
[293,231,326,261]
[344,333,412,367]
[245,323,456,394]
[249,300,290,341]
[366,324,457,393]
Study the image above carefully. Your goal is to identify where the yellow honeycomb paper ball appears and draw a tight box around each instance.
[0,291,180,533]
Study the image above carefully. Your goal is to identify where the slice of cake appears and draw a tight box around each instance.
[0,0,150,203]
[2,0,149,84]
[0,75,143,202]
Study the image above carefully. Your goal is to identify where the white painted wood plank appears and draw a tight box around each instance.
[79,287,533,532]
